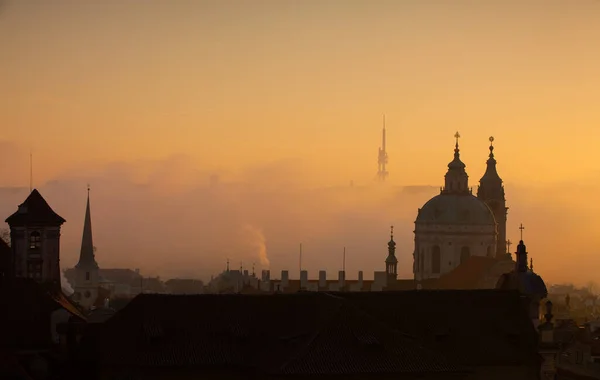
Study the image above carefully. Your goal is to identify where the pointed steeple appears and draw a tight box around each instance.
[477,136,508,259]
[385,226,398,280]
[76,186,98,270]
[480,136,503,185]
[442,132,469,195]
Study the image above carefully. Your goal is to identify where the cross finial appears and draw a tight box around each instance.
[454,131,461,146]
[390,225,394,239]
[519,223,525,240]
[506,239,512,253]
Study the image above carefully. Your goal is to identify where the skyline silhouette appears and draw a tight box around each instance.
[1,1,600,285]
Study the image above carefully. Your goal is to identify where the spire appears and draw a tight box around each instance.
[76,185,98,270]
[479,136,503,185]
[442,132,469,195]
[515,224,528,272]
[530,258,534,272]
[386,226,398,279]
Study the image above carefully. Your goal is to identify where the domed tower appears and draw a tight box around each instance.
[385,226,398,282]
[497,224,548,328]
[477,136,508,259]
[413,133,497,281]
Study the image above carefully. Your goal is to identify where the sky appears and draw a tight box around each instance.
[1,0,600,285]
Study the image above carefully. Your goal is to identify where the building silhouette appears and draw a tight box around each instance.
[413,133,497,281]
[477,136,509,259]
[5,189,66,287]
[72,186,100,308]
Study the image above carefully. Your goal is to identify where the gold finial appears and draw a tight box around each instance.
[390,225,394,239]
[489,136,494,146]
[87,183,90,193]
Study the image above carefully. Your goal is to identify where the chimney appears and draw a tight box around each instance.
[261,269,271,282]
[338,270,345,290]
[300,270,308,290]
[358,271,363,289]
[319,271,326,288]
[281,270,289,287]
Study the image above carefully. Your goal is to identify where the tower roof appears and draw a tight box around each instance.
[479,136,503,185]
[5,189,66,226]
[442,132,470,195]
[386,226,398,264]
[76,187,99,270]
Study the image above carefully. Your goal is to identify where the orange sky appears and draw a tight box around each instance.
[1,0,600,285]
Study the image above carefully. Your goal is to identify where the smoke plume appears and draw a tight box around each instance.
[242,224,270,268]
[60,270,74,295]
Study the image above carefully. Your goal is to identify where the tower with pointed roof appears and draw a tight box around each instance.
[5,189,66,287]
[72,187,100,308]
[477,136,508,259]
[385,226,398,282]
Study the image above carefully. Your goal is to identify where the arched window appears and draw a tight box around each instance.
[431,246,441,274]
[486,246,492,257]
[29,231,41,250]
[460,246,471,264]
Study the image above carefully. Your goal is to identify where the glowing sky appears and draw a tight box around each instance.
[1,0,600,285]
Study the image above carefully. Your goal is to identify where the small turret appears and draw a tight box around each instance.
[385,226,398,280]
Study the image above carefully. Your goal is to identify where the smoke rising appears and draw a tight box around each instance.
[242,224,270,267]
[61,270,74,295]
[0,152,599,285]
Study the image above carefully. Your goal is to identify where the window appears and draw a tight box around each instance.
[85,272,90,281]
[27,261,42,279]
[431,246,441,274]
[29,231,41,250]
[460,246,471,264]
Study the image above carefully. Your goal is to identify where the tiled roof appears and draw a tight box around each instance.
[0,277,84,349]
[81,293,464,376]
[5,189,66,226]
[435,256,501,289]
[335,290,541,367]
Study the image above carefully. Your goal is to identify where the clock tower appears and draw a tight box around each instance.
[477,137,508,259]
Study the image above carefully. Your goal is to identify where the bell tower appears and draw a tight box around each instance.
[5,189,66,288]
[477,136,508,258]
[72,186,100,308]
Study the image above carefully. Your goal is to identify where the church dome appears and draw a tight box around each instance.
[416,194,496,226]
[496,240,548,299]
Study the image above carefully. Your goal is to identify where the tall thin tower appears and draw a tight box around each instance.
[377,115,389,181]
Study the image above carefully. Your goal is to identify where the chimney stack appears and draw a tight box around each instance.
[300,270,308,290]
[281,270,289,287]
[338,270,345,290]
[319,271,326,288]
